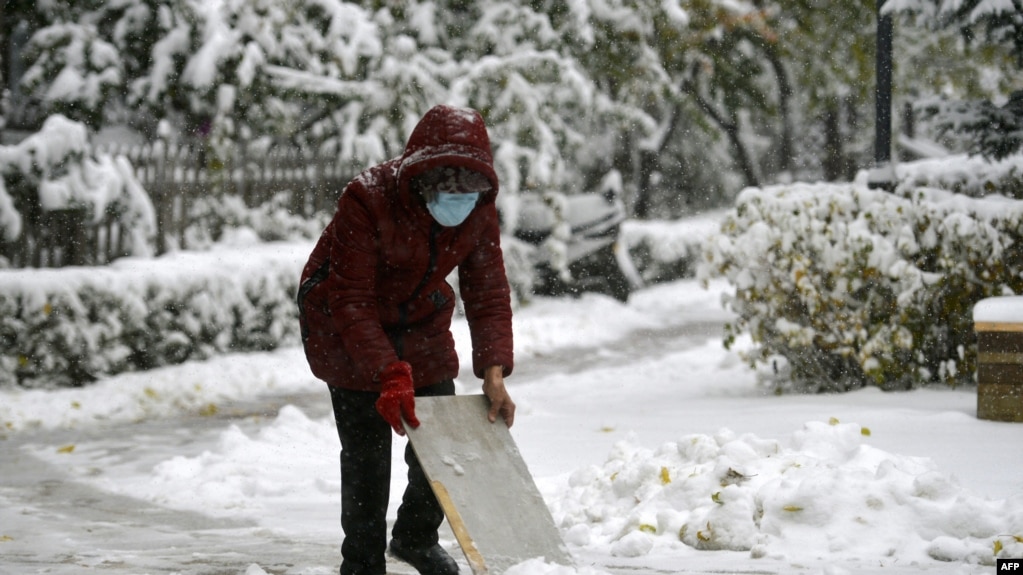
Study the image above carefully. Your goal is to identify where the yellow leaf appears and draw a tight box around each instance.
[697,523,712,542]
[71,401,81,410]
[711,492,723,504]
[599,426,615,433]
[43,302,52,316]
[828,417,840,425]
[0,535,13,542]
[660,467,671,484]
[57,444,75,454]
[17,355,29,368]
[639,524,657,534]
[783,505,803,512]
[994,539,1003,554]
[610,472,618,482]
[860,427,871,436]
[144,387,158,399]
[199,403,218,417]
[1015,535,1023,543]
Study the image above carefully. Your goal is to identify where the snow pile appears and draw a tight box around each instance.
[551,420,1023,566]
[88,405,340,520]
[0,347,317,432]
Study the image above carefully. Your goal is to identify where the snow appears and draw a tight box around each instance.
[882,0,1015,19]
[2,227,1021,574]
[974,296,1023,323]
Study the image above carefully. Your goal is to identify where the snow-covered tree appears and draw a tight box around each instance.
[884,0,1023,66]
[885,0,1023,160]
[7,0,1021,225]
[18,22,121,129]
[918,89,1023,160]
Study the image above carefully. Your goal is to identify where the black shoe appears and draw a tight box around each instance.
[388,538,459,575]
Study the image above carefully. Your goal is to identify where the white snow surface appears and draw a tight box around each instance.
[2,235,1022,574]
[974,296,1023,323]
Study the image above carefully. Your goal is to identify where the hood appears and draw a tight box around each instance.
[396,105,500,205]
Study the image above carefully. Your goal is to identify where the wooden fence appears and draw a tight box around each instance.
[1,144,357,268]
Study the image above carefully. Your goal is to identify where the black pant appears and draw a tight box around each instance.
[328,380,454,575]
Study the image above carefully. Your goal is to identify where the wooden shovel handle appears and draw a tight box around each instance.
[431,480,488,575]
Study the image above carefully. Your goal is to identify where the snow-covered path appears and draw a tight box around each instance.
[0,309,721,572]
[1,278,1020,575]
[0,393,343,574]
[0,298,725,575]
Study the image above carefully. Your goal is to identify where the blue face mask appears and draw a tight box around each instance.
[426,192,480,227]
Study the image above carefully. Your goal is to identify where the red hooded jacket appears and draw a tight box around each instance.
[298,105,514,391]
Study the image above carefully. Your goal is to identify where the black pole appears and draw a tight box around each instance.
[875,0,893,166]
[870,0,895,190]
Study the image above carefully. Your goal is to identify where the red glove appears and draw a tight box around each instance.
[375,361,420,434]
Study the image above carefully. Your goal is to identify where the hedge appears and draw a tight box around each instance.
[0,242,307,388]
[699,163,1023,393]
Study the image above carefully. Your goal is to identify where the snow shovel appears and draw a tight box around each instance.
[403,395,573,574]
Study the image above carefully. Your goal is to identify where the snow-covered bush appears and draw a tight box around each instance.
[180,192,329,249]
[0,115,156,263]
[0,235,537,388]
[700,167,1023,393]
[621,211,729,284]
[895,153,1023,199]
[0,244,303,388]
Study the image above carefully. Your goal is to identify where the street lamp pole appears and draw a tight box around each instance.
[869,0,896,190]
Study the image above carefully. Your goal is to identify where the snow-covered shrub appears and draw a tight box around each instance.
[0,244,304,389]
[0,114,156,263]
[699,171,1023,392]
[895,153,1023,199]
[231,265,302,351]
[621,212,728,284]
[0,277,143,387]
[181,192,329,250]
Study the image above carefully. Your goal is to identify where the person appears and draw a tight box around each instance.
[297,104,516,575]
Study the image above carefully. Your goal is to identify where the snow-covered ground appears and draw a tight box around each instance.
[2,253,1021,575]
